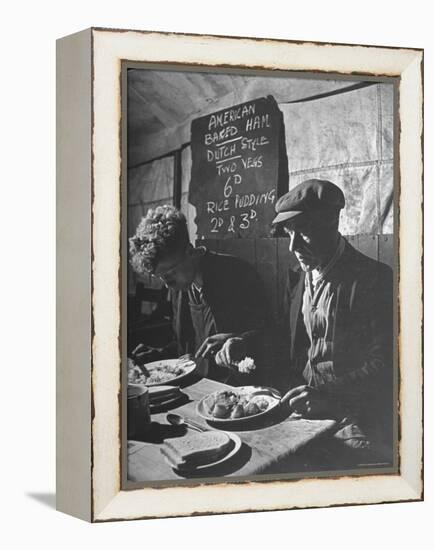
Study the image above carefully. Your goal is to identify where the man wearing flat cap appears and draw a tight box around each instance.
[275,179,394,464]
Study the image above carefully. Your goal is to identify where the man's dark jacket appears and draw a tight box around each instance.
[170,250,267,377]
[281,240,394,441]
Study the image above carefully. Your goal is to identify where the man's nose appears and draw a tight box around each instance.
[288,231,303,252]
[288,232,297,252]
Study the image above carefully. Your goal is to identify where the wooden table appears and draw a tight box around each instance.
[128,377,337,482]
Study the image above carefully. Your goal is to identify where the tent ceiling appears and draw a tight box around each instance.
[127,69,361,166]
[128,70,252,136]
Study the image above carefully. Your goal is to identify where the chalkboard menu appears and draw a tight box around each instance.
[189,95,288,239]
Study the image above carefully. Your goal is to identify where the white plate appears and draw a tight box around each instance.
[142,358,196,387]
[164,432,242,473]
[196,386,281,424]
[148,385,181,401]
[149,393,185,412]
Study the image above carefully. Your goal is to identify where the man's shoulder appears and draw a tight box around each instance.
[204,249,253,273]
[341,239,393,283]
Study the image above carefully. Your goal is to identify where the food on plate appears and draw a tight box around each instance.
[252,396,270,412]
[244,401,260,416]
[236,356,256,374]
[128,361,148,384]
[213,403,231,418]
[127,357,194,385]
[230,404,245,419]
[204,389,273,419]
[161,430,232,469]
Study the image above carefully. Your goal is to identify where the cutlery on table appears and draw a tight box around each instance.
[166,413,209,432]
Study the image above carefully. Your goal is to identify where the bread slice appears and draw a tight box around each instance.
[161,431,232,469]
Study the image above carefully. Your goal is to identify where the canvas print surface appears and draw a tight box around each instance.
[124,66,397,485]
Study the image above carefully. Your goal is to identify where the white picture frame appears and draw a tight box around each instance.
[56,27,423,522]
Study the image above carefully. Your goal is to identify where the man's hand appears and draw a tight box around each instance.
[215,337,246,369]
[280,385,333,418]
[195,333,237,364]
[131,343,163,366]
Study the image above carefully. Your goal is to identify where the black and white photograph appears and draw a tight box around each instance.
[2,0,429,539]
[124,66,397,484]
[53,25,423,523]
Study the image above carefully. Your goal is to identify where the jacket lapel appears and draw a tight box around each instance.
[289,269,306,358]
[172,289,191,354]
[329,243,358,373]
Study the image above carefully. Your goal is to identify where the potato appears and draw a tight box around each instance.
[244,401,260,416]
[213,403,230,418]
[255,398,269,412]
[231,404,245,419]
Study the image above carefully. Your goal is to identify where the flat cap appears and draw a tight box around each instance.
[272,179,345,225]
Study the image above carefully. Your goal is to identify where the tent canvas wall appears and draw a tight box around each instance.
[127,69,395,327]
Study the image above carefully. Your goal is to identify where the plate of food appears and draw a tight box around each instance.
[160,430,242,473]
[196,386,281,424]
[128,357,196,387]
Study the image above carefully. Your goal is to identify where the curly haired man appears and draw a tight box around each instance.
[129,205,267,383]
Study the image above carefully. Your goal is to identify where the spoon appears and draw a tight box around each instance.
[166,413,208,432]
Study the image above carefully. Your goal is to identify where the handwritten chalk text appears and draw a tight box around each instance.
[204,126,239,146]
[234,189,276,209]
[241,136,270,151]
[208,104,256,131]
[245,114,271,132]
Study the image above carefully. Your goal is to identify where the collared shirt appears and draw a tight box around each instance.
[188,281,204,305]
[301,236,346,386]
[309,235,346,290]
